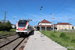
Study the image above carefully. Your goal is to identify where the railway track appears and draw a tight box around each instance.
[0,35,29,50]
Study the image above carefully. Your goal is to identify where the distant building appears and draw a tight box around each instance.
[11,24,16,29]
[72,26,75,29]
[36,19,72,31]
[56,23,72,30]
[37,19,54,31]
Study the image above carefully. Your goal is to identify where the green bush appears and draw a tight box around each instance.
[71,39,75,43]
[54,31,57,33]
[60,32,66,38]
[65,36,70,40]
[65,29,68,31]
[0,20,11,31]
[50,33,57,38]
[0,23,5,31]
[5,20,12,31]
[60,32,70,41]
[0,23,2,31]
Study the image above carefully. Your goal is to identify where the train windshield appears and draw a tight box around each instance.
[18,20,27,28]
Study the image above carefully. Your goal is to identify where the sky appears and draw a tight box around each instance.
[0,0,75,26]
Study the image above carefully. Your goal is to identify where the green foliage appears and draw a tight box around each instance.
[0,23,3,31]
[10,29,16,32]
[50,33,57,38]
[60,32,66,38]
[71,39,75,43]
[65,36,70,40]
[65,29,68,31]
[60,32,70,41]
[54,31,57,33]
[68,48,74,50]
[0,29,16,38]
[0,20,12,31]
[42,31,75,50]
[5,20,12,31]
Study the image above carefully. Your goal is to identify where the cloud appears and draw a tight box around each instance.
[27,13,75,26]
[27,13,69,23]
[13,16,17,18]
[27,13,52,21]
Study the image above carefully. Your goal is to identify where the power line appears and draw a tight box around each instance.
[0,3,15,15]
[18,0,25,12]
[0,10,13,16]
[0,2,16,22]
[15,0,25,16]
[52,0,65,13]
[0,10,4,15]
[56,0,75,15]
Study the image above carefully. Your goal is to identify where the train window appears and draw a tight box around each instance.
[18,20,27,28]
[19,20,27,24]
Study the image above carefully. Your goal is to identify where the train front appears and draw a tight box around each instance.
[16,20,29,34]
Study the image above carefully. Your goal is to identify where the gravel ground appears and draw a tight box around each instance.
[16,37,29,50]
[0,35,19,47]
[0,38,24,50]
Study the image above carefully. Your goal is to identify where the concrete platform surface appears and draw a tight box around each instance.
[24,31,67,50]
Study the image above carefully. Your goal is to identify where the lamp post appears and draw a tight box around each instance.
[40,6,43,37]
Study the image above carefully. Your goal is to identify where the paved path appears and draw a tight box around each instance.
[24,31,67,50]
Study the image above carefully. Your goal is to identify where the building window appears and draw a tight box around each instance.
[60,25,62,27]
[67,25,68,27]
[63,25,65,27]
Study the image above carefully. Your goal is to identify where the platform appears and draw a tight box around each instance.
[24,31,67,50]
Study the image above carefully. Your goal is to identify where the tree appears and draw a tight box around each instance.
[5,20,12,31]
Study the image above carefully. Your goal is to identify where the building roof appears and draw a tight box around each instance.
[39,19,51,23]
[57,23,71,25]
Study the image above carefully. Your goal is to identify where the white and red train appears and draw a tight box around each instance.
[16,19,34,35]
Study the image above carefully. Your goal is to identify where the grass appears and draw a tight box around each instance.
[10,29,16,32]
[41,31,75,50]
[0,29,16,38]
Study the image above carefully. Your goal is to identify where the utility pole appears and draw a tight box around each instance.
[4,11,6,23]
[68,19,70,31]
[52,13,54,32]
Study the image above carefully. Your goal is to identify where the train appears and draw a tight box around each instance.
[16,19,34,36]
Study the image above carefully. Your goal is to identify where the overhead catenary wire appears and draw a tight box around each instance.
[0,3,15,15]
[55,0,75,15]
[52,0,65,13]
[15,0,25,17]
[18,0,25,12]
[0,4,16,21]
[0,10,4,15]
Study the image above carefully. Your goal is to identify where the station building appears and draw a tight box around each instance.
[36,19,57,31]
[36,19,72,31]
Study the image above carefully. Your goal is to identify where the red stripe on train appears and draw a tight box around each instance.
[17,22,19,29]
[24,22,28,29]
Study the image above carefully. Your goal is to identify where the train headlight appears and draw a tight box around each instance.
[17,29,18,30]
